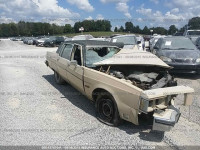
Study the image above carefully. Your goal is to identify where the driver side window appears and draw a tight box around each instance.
[71,45,82,66]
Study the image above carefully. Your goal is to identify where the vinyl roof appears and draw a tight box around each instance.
[64,40,124,47]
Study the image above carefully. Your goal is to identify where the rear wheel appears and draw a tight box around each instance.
[95,92,121,126]
[54,71,65,84]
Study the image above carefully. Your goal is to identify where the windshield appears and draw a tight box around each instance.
[152,39,159,45]
[188,31,200,36]
[85,46,120,67]
[112,36,137,45]
[161,38,197,50]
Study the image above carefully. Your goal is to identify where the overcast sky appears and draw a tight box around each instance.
[0,0,200,29]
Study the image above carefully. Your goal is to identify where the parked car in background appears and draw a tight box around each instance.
[36,38,49,47]
[149,35,166,52]
[143,35,151,41]
[72,34,94,41]
[136,35,145,50]
[45,40,194,132]
[152,36,200,74]
[64,36,72,42]
[23,37,34,45]
[10,37,21,41]
[44,36,64,47]
[173,32,183,36]
[184,30,200,44]
[89,37,108,41]
[195,37,200,50]
[110,34,139,50]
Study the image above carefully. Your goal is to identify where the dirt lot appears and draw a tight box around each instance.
[0,39,200,149]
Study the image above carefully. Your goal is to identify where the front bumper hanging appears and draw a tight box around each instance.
[152,105,181,131]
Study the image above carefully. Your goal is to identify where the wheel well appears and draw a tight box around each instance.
[92,88,111,102]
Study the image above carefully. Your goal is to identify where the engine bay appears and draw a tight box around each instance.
[96,65,177,90]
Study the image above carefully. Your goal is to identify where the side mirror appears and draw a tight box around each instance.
[70,60,77,66]
[137,41,141,44]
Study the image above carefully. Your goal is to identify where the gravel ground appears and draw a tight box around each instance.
[0,39,200,149]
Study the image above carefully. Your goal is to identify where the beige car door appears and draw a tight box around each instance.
[57,44,73,82]
[67,45,85,94]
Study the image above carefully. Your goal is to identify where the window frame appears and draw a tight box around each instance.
[70,44,83,66]
[60,43,74,60]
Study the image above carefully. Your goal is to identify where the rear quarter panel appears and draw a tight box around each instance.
[46,52,58,72]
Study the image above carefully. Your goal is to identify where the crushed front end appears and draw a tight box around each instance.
[139,86,194,131]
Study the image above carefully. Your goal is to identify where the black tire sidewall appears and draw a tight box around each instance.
[95,92,121,126]
[54,71,64,84]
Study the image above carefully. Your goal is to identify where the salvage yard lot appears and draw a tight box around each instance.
[0,39,200,149]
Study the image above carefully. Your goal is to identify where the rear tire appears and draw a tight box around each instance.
[54,71,65,84]
[95,92,121,126]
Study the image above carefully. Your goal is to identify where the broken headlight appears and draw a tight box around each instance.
[160,56,172,62]
[139,97,149,114]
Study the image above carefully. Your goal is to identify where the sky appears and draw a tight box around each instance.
[0,0,200,30]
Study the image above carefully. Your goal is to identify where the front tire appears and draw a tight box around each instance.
[95,92,121,126]
[54,71,65,84]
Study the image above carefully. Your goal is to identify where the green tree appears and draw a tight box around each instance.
[142,26,150,35]
[152,27,168,35]
[10,23,19,36]
[179,25,186,33]
[0,24,11,37]
[133,25,141,34]
[74,21,82,33]
[188,17,200,29]
[114,27,118,32]
[168,25,178,35]
[64,24,72,33]
[18,21,26,36]
[125,22,134,32]
[118,26,124,32]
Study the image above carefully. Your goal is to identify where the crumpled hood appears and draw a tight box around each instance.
[94,49,171,68]
[160,50,200,60]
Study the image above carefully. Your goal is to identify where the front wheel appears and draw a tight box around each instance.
[54,71,65,84]
[95,92,121,126]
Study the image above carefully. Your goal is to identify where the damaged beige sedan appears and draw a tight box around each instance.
[45,40,194,131]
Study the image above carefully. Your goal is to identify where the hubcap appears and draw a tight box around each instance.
[99,99,114,120]
[102,103,112,117]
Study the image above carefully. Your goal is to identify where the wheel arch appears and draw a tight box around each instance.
[92,88,116,103]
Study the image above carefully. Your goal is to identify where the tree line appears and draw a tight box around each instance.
[0,17,200,37]
[0,20,112,37]
[116,17,200,35]
[115,23,178,35]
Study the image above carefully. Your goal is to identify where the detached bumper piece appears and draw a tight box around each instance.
[152,106,180,131]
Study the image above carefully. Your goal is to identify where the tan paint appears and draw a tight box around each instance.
[46,48,194,126]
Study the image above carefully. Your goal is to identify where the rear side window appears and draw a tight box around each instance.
[56,44,65,54]
[61,44,73,60]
